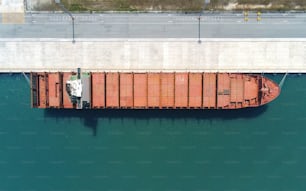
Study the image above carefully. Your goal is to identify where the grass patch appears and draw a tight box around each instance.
[238,0,271,5]
[60,0,204,11]
[69,4,88,11]
[237,0,306,9]
[32,2,58,11]
[46,0,306,11]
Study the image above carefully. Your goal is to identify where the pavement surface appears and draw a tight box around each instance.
[1,38,305,73]
[0,0,24,13]
[1,12,306,38]
[1,12,306,73]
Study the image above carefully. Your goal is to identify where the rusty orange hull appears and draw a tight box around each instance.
[30,72,280,109]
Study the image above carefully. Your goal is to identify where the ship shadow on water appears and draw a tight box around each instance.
[44,106,268,136]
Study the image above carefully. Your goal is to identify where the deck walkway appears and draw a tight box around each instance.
[0,38,305,73]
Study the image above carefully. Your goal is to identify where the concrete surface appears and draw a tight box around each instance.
[0,0,24,13]
[0,38,305,73]
[0,0,24,24]
[1,12,306,73]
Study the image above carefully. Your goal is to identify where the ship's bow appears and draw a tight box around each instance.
[259,76,280,106]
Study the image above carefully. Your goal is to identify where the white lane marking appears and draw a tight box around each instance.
[1,22,305,25]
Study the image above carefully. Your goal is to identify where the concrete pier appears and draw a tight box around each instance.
[0,38,305,73]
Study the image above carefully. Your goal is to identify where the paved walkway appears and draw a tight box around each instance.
[0,0,24,13]
[0,0,24,23]
[0,38,305,73]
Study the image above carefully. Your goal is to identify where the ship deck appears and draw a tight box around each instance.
[31,72,280,109]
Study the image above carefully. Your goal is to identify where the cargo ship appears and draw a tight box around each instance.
[30,70,280,109]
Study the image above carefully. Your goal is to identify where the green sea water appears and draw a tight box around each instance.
[0,74,306,191]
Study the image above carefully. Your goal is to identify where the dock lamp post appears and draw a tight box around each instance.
[54,0,75,43]
[198,0,210,43]
[198,16,201,44]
